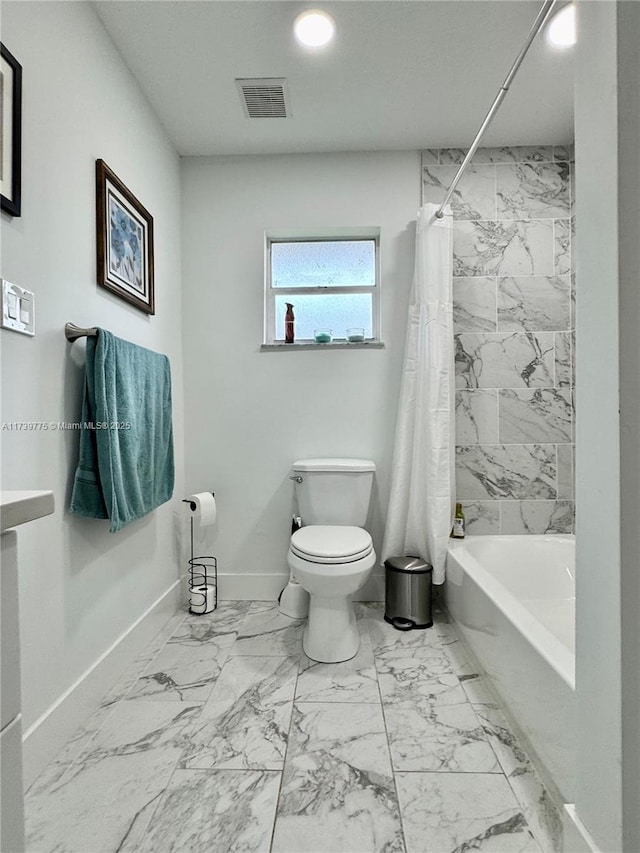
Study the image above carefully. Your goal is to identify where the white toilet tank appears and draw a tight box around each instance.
[292,458,375,527]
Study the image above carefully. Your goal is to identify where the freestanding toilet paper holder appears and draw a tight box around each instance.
[183,494,218,615]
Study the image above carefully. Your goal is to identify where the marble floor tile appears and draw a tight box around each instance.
[101,611,191,706]
[127,656,224,703]
[377,656,466,707]
[74,699,202,765]
[179,600,253,640]
[181,655,298,770]
[138,769,281,853]
[375,623,455,684]
[114,611,189,677]
[459,673,500,707]
[473,704,563,853]
[146,610,190,651]
[271,702,404,853]
[42,615,193,766]
[384,695,500,773]
[366,612,443,655]
[25,759,74,798]
[431,619,461,644]
[296,642,379,703]
[125,604,251,703]
[102,623,183,704]
[152,606,249,660]
[25,602,563,853]
[229,601,304,657]
[396,771,541,853]
[47,702,119,768]
[26,701,201,853]
[27,757,167,853]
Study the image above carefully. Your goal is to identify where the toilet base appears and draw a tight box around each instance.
[303,594,360,663]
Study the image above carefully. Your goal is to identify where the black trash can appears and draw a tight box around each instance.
[384,556,433,630]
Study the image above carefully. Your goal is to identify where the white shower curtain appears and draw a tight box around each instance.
[381,203,455,584]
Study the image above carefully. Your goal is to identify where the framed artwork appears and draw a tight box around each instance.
[1,43,22,217]
[96,159,155,315]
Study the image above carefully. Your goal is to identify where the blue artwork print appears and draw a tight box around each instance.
[109,196,144,292]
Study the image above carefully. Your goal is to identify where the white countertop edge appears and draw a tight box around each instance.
[0,491,55,532]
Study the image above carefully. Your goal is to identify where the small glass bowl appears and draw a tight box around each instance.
[346,327,365,343]
[314,329,333,343]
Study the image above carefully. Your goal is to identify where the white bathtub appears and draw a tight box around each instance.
[446,534,575,803]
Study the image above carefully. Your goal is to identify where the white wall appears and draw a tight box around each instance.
[0,2,184,778]
[573,2,640,850]
[181,151,419,598]
[617,7,640,850]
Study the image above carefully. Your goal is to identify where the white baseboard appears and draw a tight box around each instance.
[217,572,290,600]
[22,579,182,789]
[216,572,385,601]
[563,805,603,853]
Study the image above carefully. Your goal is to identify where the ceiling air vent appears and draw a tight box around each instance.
[235,78,291,118]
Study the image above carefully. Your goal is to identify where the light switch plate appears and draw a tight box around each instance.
[1,279,35,336]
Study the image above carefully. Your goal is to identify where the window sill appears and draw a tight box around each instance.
[260,341,385,352]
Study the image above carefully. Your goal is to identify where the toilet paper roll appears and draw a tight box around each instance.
[189,583,216,615]
[187,492,217,527]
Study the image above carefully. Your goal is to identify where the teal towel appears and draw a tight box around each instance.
[70,329,175,532]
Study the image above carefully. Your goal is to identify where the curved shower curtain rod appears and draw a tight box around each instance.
[435,0,559,219]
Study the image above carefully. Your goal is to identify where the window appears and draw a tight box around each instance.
[264,228,380,344]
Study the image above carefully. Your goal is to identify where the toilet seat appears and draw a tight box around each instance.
[291,525,373,564]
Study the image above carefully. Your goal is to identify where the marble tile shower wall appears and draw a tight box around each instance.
[422,146,575,534]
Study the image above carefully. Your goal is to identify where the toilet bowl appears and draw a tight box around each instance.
[286,458,377,663]
[288,525,376,662]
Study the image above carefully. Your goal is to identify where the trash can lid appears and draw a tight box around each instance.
[385,556,432,574]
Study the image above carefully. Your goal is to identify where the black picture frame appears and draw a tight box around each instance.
[96,159,155,315]
[1,43,22,217]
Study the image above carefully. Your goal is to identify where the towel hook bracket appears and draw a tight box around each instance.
[65,323,98,342]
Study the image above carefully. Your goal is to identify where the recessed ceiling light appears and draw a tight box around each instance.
[547,3,576,48]
[293,10,336,49]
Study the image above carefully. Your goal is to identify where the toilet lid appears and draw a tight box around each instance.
[291,525,373,564]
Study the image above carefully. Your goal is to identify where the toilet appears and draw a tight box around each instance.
[287,458,376,663]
